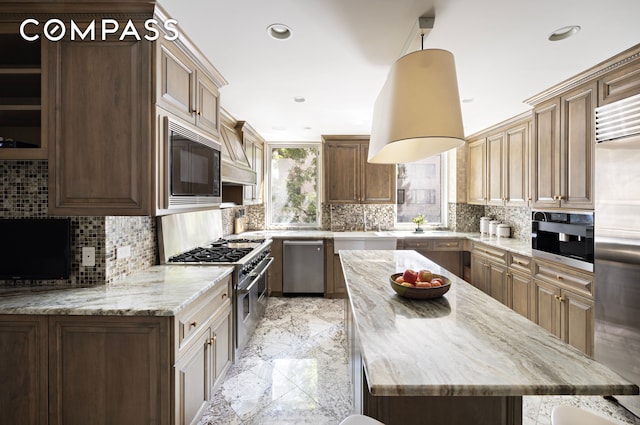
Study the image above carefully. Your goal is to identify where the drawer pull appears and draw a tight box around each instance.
[556,275,564,280]
[189,321,197,329]
[222,293,228,299]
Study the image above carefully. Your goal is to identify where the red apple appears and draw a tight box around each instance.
[402,269,418,284]
[430,278,443,287]
[417,269,433,282]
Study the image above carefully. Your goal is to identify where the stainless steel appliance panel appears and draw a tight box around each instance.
[595,134,640,417]
[283,240,324,294]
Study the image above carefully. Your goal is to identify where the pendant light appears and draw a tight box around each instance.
[368,29,465,164]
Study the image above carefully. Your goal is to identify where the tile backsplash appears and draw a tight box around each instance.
[0,160,155,286]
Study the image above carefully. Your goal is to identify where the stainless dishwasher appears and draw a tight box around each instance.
[283,240,324,294]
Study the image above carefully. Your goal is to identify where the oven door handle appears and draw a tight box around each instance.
[238,257,274,295]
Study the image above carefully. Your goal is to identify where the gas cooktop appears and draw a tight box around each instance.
[168,238,265,264]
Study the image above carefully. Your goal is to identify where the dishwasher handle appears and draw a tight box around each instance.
[283,240,323,253]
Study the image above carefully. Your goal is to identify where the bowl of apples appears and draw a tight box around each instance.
[389,269,451,299]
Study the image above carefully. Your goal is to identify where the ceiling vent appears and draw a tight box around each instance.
[595,93,640,143]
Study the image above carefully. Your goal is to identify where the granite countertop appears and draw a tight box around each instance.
[340,249,638,397]
[0,265,233,316]
[239,229,533,256]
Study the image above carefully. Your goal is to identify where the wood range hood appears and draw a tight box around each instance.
[220,108,256,186]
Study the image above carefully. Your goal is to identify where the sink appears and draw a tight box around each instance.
[333,232,397,253]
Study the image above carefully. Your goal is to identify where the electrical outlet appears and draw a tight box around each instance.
[117,245,131,260]
[82,247,95,267]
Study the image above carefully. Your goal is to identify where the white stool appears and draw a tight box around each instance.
[551,405,618,425]
[339,414,385,425]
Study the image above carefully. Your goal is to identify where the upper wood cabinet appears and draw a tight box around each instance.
[467,114,530,207]
[42,9,226,216]
[0,25,48,160]
[323,135,395,204]
[157,38,220,138]
[598,53,640,106]
[48,36,153,216]
[531,82,596,210]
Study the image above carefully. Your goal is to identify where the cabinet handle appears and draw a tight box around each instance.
[222,293,228,300]
[197,110,202,116]
[558,296,565,303]
[189,321,197,329]
[207,336,216,346]
[556,275,564,280]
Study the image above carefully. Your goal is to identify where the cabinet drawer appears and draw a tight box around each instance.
[532,259,593,298]
[403,239,433,250]
[176,275,231,351]
[471,242,507,264]
[509,253,532,274]
[431,238,464,251]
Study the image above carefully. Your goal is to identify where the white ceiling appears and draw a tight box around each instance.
[159,0,640,142]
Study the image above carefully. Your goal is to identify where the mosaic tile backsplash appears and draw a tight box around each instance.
[0,160,155,286]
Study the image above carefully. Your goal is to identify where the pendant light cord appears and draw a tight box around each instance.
[421,32,424,50]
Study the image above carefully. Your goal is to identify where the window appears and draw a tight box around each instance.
[267,144,321,228]
[396,153,446,227]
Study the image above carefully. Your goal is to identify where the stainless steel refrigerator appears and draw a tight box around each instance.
[594,94,640,418]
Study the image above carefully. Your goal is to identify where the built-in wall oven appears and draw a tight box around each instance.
[531,210,594,272]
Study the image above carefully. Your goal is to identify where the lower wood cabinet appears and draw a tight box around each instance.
[0,276,232,425]
[400,238,464,278]
[0,315,48,425]
[533,260,595,356]
[470,243,508,305]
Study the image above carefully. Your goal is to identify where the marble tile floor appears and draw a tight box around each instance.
[199,297,639,425]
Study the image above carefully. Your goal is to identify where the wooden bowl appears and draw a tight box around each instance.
[389,273,451,299]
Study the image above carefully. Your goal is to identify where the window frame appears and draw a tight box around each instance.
[265,142,323,229]
[394,152,448,230]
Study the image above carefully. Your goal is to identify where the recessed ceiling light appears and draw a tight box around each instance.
[548,25,581,41]
[267,24,292,40]
[462,98,475,103]
[293,96,306,103]
[304,126,312,130]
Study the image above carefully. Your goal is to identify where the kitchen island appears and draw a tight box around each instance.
[340,250,638,425]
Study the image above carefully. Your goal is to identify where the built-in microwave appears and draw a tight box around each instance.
[531,210,594,272]
[162,117,222,209]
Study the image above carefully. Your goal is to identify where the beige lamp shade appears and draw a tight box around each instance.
[368,49,465,164]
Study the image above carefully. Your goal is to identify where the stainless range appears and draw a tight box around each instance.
[157,210,272,359]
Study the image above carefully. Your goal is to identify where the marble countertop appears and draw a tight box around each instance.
[0,265,233,316]
[340,249,638,397]
[239,229,533,256]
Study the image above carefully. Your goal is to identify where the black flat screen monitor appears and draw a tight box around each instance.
[0,218,72,280]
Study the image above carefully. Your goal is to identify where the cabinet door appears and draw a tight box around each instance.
[534,279,561,338]
[211,308,232,392]
[561,290,594,356]
[48,39,152,215]
[243,139,256,203]
[157,41,195,123]
[488,261,508,306]
[0,316,48,425]
[49,316,169,425]
[599,60,640,106]
[467,138,487,204]
[470,254,489,294]
[333,253,347,297]
[360,143,396,203]
[422,251,463,278]
[532,99,561,209]
[254,141,264,203]
[325,141,360,203]
[486,132,505,206]
[560,82,596,209]
[175,330,211,425]
[195,72,220,137]
[505,122,529,207]
[509,271,533,320]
